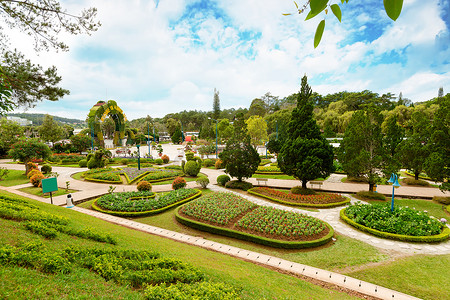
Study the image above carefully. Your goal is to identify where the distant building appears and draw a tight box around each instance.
[6,116,32,126]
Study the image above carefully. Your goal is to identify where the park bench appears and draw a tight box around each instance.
[309,181,323,189]
[256,178,268,186]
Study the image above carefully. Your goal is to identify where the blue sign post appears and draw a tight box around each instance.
[387,173,400,212]
[41,177,58,205]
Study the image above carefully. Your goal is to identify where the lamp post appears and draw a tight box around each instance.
[136,144,141,170]
[208,117,218,159]
[387,173,400,212]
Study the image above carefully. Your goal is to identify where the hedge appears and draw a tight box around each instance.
[340,208,450,243]
[83,177,122,184]
[92,190,202,217]
[175,204,334,249]
[248,188,350,208]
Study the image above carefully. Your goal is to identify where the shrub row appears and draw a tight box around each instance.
[255,166,283,174]
[340,208,450,243]
[225,180,253,191]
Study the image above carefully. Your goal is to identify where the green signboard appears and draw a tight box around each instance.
[42,177,58,194]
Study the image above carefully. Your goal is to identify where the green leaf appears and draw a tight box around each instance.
[330,4,342,22]
[282,13,292,16]
[314,20,325,48]
[384,0,403,21]
[306,0,328,20]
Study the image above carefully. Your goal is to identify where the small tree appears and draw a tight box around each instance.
[278,75,334,189]
[219,134,260,182]
[38,114,65,143]
[70,134,91,153]
[0,118,24,156]
[8,138,52,174]
[245,115,268,148]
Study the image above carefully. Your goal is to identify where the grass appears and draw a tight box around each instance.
[18,186,78,198]
[0,169,29,187]
[252,173,296,180]
[0,190,357,299]
[347,255,450,300]
[365,198,450,220]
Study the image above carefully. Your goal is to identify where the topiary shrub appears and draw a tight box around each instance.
[203,159,214,167]
[225,180,253,191]
[291,186,316,195]
[401,178,430,187]
[217,174,231,186]
[78,159,88,168]
[215,159,224,169]
[184,160,201,177]
[137,180,152,192]
[154,158,163,165]
[121,158,129,165]
[196,176,209,188]
[27,169,42,179]
[172,176,186,190]
[161,155,170,164]
[185,151,195,161]
[355,191,386,201]
[40,164,52,174]
[30,173,45,187]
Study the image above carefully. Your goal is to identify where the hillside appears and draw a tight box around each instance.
[8,113,86,126]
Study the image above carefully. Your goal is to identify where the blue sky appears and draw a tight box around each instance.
[8,0,450,120]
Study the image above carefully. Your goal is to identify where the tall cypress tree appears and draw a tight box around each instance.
[278,75,334,189]
[213,88,220,120]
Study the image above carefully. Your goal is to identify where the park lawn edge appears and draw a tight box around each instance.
[175,204,334,249]
[91,190,202,217]
[340,208,450,243]
[248,188,350,208]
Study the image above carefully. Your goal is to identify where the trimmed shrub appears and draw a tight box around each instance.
[291,186,316,195]
[185,151,195,161]
[78,159,88,168]
[215,159,224,169]
[402,178,430,187]
[216,174,231,186]
[30,173,45,187]
[154,158,163,165]
[121,158,129,165]
[137,180,152,192]
[225,180,253,191]
[202,159,214,167]
[196,176,209,188]
[161,155,169,164]
[172,176,186,190]
[27,169,42,179]
[184,160,201,177]
[355,191,386,201]
[433,196,450,205]
[40,164,52,174]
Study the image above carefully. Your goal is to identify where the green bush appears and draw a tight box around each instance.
[196,176,209,188]
[225,180,253,191]
[216,175,230,186]
[40,164,52,174]
[121,158,129,165]
[346,176,368,183]
[137,180,152,192]
[355,191,386,201]
[144,281,241,300]
[27,169,42,179]
[433,196,450,205]
[172,177,186,190]
[78,159,88,168]
[402,178,430,186]
[291,186,316,195]
[184,160,201,177]
[202,159,214,167]
[154,158,163,165]
[185,151,195,161]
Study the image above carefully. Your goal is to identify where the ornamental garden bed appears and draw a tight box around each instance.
[92,188,202,217]
[248,187,350,208]
[340,203,450,242]
[255,166,283,174]
[81,167,184,184]
[176,192,334,248]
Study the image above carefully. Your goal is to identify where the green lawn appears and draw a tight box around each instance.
[0,190,357,299]
[0,169,29,187]
[18,186,77,198]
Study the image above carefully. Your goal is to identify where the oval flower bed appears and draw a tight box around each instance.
[248,187,349,208]
[341,203,450,242]
[92,188,202,217]
[176,192,334,248]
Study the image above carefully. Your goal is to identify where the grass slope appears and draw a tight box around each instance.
[0,170,29,187]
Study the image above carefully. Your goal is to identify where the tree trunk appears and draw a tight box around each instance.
[368,182,374,192]
[302,180,307,189]
[415,172,419,180]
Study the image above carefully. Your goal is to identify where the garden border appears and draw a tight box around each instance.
[340,208,450,243]
[175,204,334,249]
[248,188,350,208]
[92,190,202,217]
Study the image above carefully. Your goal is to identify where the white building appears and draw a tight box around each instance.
[6,116,32,126]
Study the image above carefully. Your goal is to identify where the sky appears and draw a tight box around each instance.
[7,0,450,120]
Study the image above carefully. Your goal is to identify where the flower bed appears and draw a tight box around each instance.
[255,166,283,174]
[177,192,333,248]
[139,169,183,182]
[93,189,201,217]
[83,167,122,183]
[119,167,155,183]
[248,187,349,208]
[341,203,450,242]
